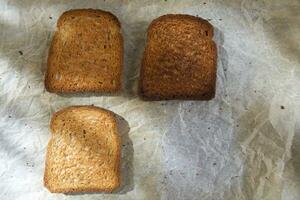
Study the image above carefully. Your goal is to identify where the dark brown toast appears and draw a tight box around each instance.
[45,9,123,93]
[44,106,121,193]
[139,14,217,100]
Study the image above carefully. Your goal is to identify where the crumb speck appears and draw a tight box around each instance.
[49,16,52,19]
[55,73,61,80]
[8,115,11,118]
[236,124,239,127]
[144,138,146,140]
[18,51,23,55]
[208,127,210,130]
[281,105,285,109]
[213,162,217,166]
[204,2,206,4]
[219,18,222,21]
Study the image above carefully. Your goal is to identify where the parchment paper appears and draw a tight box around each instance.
[0,0,299,200]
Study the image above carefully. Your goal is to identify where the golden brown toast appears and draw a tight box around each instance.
[44,106,121,193]
[45,9,123,93]
[139,14,217,100]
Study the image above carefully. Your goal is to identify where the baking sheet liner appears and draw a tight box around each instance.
[0,0,299,199]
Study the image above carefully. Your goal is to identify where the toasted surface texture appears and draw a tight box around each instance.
[139,14,217,100]
[45,9,123,93]
[44,106,121,193]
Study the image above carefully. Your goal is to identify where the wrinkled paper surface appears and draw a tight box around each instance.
[0,0,299,200]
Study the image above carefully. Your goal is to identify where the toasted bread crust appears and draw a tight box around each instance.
[45,9,123,93]
[56,9,121,29]
[139,14,217,100]
[44,106,121,193]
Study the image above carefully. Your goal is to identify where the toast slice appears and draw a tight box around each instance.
[44,106,121,193]
[45,9,123,93]
[139,14,217,100]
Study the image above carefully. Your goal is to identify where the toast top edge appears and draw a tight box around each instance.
[51,105,116,120]
[147,14,214,37]
[50,106,117,132]
[57,9,121,29]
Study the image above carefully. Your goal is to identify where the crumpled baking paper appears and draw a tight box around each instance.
[0,0,299,200]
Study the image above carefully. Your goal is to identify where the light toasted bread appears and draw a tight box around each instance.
[44,106,121,193]
[45,9,123,93]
